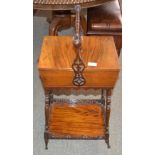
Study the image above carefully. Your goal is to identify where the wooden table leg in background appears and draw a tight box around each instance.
[48,11,86,35]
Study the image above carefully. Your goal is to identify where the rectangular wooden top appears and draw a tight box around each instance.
[38,36,120,71]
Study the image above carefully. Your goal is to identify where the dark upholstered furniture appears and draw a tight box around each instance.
[87,0,122,55]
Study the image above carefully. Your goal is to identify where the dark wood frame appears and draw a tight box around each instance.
[44,88,112,149]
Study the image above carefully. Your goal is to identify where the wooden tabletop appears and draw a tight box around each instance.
[39,36,120,71]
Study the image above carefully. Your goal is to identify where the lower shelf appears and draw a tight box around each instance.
[48,102,105,139]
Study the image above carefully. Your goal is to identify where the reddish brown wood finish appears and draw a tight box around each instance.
[37,35,120,149]
[38,36,120,88]
[87,0,122,55]
[48,103,105,138]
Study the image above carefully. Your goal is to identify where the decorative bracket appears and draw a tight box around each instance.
[72,5,86,86]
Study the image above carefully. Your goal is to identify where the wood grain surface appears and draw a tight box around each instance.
[38,36,120,88]
[87,0,122,55]
[48,103,105,138]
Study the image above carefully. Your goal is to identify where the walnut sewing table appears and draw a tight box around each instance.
[38,36,120,149]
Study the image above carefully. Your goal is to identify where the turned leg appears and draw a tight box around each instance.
[44,91,50,149]
[105,89,112,148]
[44,90,54,149]
[101,89,105,106]
[44,132,49,150]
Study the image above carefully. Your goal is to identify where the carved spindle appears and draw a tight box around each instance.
[44,132,48,150]
[101,89,106,137]
[44,91,50,149]
[45,91,50,130]
[72,5,86,86]
[101,89,105,106]
[105,89,112,148]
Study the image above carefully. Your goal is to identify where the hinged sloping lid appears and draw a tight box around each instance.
[38,36,120,71]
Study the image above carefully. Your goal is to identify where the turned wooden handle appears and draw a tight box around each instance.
[72,5,86,86]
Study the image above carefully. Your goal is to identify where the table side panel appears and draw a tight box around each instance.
[39,69,119,88]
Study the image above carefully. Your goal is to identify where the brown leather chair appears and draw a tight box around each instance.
[87,0,122,56]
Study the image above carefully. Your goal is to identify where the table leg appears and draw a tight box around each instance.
[105,89,112,148]
[48,12,86,35]
[44,91,50,149]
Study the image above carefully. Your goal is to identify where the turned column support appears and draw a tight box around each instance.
[44,91,50,149]
[101,89,105,106]
[45,91,50,130]
[105,89,112,148]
